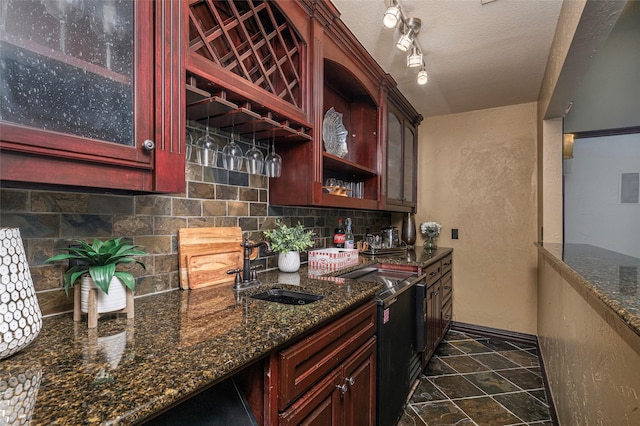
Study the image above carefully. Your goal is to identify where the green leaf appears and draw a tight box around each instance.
[115,271,136,292]
[89,263,116,294]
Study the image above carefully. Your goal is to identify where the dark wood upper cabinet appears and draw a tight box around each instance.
[1,0,420,205]
[383,98,419,211]
[270,0,386,210]
[0,0,184,193]
[185,0,420,211]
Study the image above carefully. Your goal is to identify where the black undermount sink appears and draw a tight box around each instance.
[249,289,324,305]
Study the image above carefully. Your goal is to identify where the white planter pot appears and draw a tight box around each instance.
[80,275,127,314]
[278,251,300,273]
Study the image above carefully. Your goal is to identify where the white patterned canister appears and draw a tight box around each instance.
[0,228,42,360]
[0,362,42,425]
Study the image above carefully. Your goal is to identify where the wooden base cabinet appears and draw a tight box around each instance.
[420,253,453,367]
[279,338,376,426]
[267,301,377,426]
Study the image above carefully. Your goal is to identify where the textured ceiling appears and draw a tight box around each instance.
[331,0,563,118]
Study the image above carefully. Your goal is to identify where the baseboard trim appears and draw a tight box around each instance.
[450,321,559,426]
[450,321,537,345]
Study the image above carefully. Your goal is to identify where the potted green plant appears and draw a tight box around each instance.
[46,237,146,313]
[263,220,315,272]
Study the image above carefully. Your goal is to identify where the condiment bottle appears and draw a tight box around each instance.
[334,218,346,248]
[345,218,354,249]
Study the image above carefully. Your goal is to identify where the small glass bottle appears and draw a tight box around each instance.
[345,218,354,249]
[334,218,345,248]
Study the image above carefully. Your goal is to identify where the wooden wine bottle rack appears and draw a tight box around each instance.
[188,0,303,110]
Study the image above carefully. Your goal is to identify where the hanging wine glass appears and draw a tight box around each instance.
[245,131,264,175]
[90,0,129,70]
[42,0,84,54]
[222,132,244,172]
[185,127,196,162]
[194,125,218,167]
[265,139,282,178]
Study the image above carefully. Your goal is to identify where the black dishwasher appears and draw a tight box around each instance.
[338,266,422,426]
[376,274,425,426]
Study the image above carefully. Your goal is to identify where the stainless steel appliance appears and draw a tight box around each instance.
[381,226,399,248]
[338,264,424,426]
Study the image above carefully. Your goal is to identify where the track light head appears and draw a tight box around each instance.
[417,68,428,85]
[396,17,421,51]
[407,45,422,67]
[383,4,401,28]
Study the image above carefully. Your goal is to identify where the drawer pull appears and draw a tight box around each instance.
[429,271,437,277]
[443,262,451,267]
[444,286,451,290]
[346,377,355,386]
[337,383,348,394]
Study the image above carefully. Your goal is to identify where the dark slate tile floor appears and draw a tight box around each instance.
[397,330,555,426]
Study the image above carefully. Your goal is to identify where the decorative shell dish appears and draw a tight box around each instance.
[322,107,348,158]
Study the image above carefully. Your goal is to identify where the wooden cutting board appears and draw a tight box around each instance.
[178,227,244,289]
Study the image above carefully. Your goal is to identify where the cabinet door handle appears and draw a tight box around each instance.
[142,139,155,151]
[336,383,348,394]
[346,377,355,386]
[434,291,439,296]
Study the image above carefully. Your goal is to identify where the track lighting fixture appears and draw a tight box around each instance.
[396,17,420,52]
[417,68,428,85]
[383,0,401,28]
[407,45,422,67]
[382,0,430,86]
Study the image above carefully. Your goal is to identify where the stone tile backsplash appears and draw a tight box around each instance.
[0,144,391,316]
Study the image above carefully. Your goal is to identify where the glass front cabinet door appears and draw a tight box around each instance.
[385,103,418,210]
[0,0,183,192]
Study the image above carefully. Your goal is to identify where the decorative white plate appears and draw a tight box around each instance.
[322,107,348,158]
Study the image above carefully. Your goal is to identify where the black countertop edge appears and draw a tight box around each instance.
[536,242,640,338]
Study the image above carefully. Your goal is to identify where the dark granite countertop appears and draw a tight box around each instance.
[537,243,640,337]
[0,267,384,425]
[316,247,453,278]
[1,249,451,425]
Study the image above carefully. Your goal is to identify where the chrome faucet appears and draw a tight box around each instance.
[227,238,271,290]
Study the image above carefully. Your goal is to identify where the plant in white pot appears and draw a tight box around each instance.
[46,238,146,314]
[263,220,315,272]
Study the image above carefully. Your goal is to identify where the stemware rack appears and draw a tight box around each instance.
[186,78,312,144]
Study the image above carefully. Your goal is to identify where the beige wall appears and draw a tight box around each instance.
[417,102,538,335]
[541,118,563,243]
[538,251,640,425]
[536,1,638,424]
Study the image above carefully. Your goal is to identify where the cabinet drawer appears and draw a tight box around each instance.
[278,300,377,411]
[424,261,441,287]
[441,254,453,275]
[441,271,452,305]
